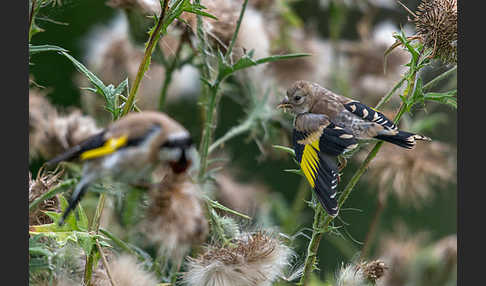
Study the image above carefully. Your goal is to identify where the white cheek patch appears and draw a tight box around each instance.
[167,131,190,141]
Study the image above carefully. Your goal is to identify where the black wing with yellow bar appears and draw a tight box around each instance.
[292,123,357,216]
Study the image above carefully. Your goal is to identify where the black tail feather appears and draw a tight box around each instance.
[58,181,90,226]
[375,131,431,149]
[313,152,339,217]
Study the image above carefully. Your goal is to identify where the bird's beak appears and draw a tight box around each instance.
[277,96,292,111]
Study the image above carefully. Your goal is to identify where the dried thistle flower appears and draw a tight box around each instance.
[336,259,387,286]
[266,32,335,91]
[139,171,208,262]
[91,254,158,286]
[36,109,101,160]
[106,0,161,15]
[213,172,269,217]
[357,140,456,206]
[29,168,63,225]
[409,0,457,64]
[180,0,270,68]
[342,22,410,104]
[80,14,199,122]
[356,260,387,284]
[375,226,428,286]
[183,231,293,286]
[29,88,58,158]
[376,228,457,286]
[431,234,457,264]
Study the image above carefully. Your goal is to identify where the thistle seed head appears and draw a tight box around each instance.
[412,0,457,64]
[183,231,293,286]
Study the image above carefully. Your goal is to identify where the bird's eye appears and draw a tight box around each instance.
[294,95,302,101]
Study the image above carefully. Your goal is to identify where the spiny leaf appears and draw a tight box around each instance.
[29,44,68,55]
[206,197,252,220]
[423,90,457,108]
[59,51,108,97]
[216,52,310,83]
[183,2,218,20]
[272,145,296,156]
[284,169,304,176]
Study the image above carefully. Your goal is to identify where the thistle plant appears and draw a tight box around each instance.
[28,0,457,285]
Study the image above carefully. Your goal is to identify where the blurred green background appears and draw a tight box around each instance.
[29,0,456,281]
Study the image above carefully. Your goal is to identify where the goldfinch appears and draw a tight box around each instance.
[46,111,197,225]
[280,80,431,148]
[277,80,431,216]
[290,114,358,216]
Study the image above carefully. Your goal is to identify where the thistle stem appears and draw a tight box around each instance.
[225,0,248,62]
[423,65,457,92]
[159,33,185,111]
[121,0,169,116]
[83,192,107,285]
[208,112,255,154]
[96,238,117,286]
[29,0,37,43]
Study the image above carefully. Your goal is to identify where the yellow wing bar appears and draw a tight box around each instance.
[300,139,320,188]
[80,136,128,160]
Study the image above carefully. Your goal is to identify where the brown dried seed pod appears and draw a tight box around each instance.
[139,171,208,262]
[412,0,457,64]
[29,168,64,226]
[183,231,293,286]
[356,140,456,206]
[36,109,101,160]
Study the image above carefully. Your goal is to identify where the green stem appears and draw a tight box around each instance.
[208,114,254,154]
[298,198,324,285]
[224,0,248,62]
[121,0,169,116]
[198,85,219,180]
[29,0,37,43]
[159,34,184,111]
[83,192,107,285]
[96,238,117,286]
[423,65,457,92]
[90,193,107,233]
[84,253,96,286]
[375,77,406,109]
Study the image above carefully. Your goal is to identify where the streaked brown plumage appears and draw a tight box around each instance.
[279,80,431,149]
[277,80,431,217]
[46,111,196,224]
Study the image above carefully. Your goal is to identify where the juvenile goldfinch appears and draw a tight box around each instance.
[280,80,431,149]
[278,108,359,216]
[277,81,431,216]
[46,111,197,225]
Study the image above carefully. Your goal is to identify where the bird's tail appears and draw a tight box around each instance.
[375,131,431,149]
[58,177,91,226]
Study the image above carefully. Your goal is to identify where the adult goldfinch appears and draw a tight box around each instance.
[46,111,197,225]
[280,80,431,148]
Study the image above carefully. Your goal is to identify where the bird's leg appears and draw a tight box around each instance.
[337,155,347,172]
